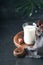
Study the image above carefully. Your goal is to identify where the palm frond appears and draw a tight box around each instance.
[15,0,43,17]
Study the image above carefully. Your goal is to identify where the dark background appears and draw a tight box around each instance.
[0,0,43,65]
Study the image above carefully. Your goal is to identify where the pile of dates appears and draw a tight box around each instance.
[36,20,43,37]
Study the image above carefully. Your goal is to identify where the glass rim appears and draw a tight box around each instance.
[22,22,36,28]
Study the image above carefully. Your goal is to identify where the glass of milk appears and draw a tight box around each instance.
[22,22,36,45]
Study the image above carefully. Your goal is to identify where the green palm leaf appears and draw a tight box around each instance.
[15,0,43,17]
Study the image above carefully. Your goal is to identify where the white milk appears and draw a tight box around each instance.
[24,25,36,44]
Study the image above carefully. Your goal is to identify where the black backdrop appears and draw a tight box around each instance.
[0,0,43,65]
